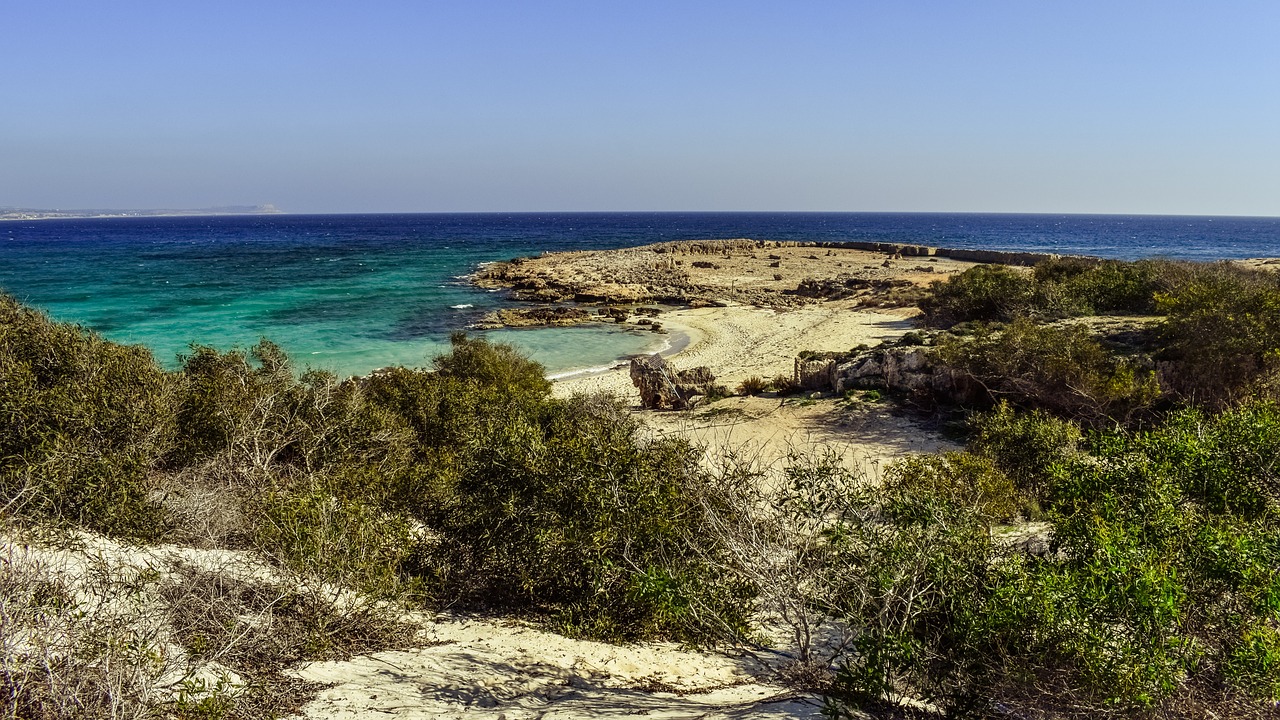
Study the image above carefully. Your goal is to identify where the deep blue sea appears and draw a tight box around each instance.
[2,212,1278,377]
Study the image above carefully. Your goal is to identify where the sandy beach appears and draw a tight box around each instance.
[551,300,915,399]
[475,240,972,473]
[549,300,958,472]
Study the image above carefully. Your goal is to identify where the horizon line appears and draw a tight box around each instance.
[4,209,1280,221]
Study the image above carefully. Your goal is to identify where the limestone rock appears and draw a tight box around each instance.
[630,355,717,410]
[473,306,593,329]
[795,357,836,391]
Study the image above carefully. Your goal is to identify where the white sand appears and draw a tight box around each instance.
[290,616,819,719]
[553,300,917,402]
[2,530,819,719]
[551,300,955,473]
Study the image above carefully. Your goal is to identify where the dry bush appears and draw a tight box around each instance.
[736,376,768,396]
[685,448,868,677]
[768,374,798,395]
[0,541,177,720]
[160,563,413,720]
[934,318,1160,426]
[149,464,255,550]
[0,527,414,720]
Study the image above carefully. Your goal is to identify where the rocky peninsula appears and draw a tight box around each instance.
[470,239,995,472]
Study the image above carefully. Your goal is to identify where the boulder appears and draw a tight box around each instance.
[630,354,717,410]
[795,357,836,390]
[829,345,983,405]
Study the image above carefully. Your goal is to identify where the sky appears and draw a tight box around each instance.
[2,1,1278,215]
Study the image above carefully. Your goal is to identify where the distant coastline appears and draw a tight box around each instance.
[0,204,282,221]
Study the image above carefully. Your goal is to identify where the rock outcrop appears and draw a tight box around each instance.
[471,240,961,310]
[630,355,718,410]
[796,345,982,405]
[472,306,594,329]
[795,356,837,390]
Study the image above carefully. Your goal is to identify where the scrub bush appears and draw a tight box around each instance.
[1156,266,1280,407]
[934,318,1160,425]
[919,265,1038,327]
[806,452,1006,714]
[822,401,1280,717]
[169,340,305,471]
[0,294,172,539]
[921,256,1273,329]
[736,375,768,395]
[255,480,421,597]
[968,401,1083,500]
[419,386,753,641]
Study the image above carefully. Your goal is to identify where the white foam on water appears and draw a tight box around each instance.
[546,362,627,380]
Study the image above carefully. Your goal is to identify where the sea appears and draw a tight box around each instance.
[2,212,1278,378]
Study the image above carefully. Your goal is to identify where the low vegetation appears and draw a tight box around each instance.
[812,406,1280,718]
[736,375,768,395]
[1,301,752,717]
[906,256,1280,417]
[918,258,1181,327]
[933,318,1161,426]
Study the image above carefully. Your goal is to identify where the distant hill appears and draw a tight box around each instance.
[0,205,283,221]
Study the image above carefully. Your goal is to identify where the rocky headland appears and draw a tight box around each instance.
[472,239,978,322]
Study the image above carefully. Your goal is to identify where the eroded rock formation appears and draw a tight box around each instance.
[630,355,718,410]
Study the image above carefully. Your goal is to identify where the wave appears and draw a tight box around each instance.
[451,304,474,309]
[546,361,628,380]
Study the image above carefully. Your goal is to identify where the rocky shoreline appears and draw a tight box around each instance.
[471,239,980,329]
[471,304,668,332]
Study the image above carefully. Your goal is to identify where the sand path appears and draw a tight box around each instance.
[290,616,819,719]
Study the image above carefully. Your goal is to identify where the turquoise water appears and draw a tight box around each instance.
[3,212,1277,377]
[0,215,670,376]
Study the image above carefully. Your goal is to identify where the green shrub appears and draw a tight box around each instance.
[0,294,173,538]
[421,392,752,641]
[433,330,552,398]
[935,318,1160,425]
[255,480,421,597]
[809,453,1003,712]
[823,401,1280,717]
[919,265,1038,328]
[968,401,1082,500]
[1156,265,1280,407]
[897,330,927,346]
[169,340,300,469]
[1033,407,1280,711]
[883,452,1021,523]
[1062,259,1164,314]
[922,258,1200,327]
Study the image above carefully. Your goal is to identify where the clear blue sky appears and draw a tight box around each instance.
[3,1,1277,215]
